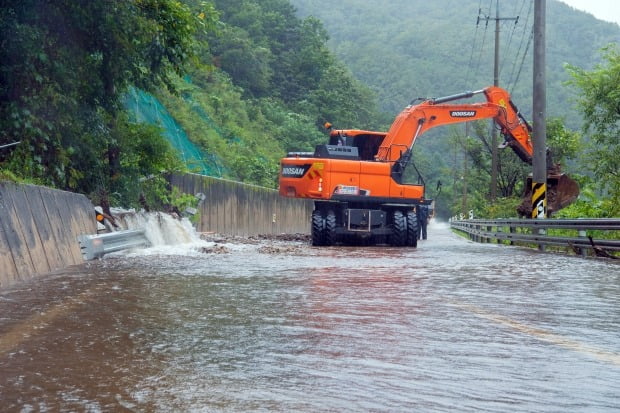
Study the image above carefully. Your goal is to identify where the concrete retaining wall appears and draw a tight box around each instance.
[169,173,313,236]
[0,182,96,288]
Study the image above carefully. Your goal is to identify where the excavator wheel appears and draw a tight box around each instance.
[518,173,580,217]
[324,210,337,246]
[311,209,337,246]
[389,210,407,247]
[311,209,325,246]
[406,211,419,248]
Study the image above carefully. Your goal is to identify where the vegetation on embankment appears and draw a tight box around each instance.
[0,0,383,213]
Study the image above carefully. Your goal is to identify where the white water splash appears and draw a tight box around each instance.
[109,211,248,257]
[107,211,206,256]
[119,212,200,246]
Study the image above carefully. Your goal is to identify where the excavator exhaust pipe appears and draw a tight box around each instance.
[517,173,580,217]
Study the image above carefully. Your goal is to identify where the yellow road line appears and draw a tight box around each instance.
[450,300,620,367]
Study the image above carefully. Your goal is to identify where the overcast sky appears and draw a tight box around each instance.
[558,0,620,25]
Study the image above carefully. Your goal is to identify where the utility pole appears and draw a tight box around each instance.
[532,0,547,218]
[479,1,518,200]
[462,123,469,217]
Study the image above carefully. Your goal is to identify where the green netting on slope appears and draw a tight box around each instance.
[182,94,241,144]
[123,87,224,177]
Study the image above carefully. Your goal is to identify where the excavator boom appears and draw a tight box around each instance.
[376,87,533,163]
[374,86,578,215]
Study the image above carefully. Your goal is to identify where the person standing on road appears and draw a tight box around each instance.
[417,204,428,240]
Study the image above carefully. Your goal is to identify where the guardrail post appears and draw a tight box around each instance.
[578,230,587,257]
[538,228,546,252]
[509,225,515,245]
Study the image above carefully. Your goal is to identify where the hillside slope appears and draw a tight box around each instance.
[290,0,620,125]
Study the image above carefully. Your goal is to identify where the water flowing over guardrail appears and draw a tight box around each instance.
[78,211,202,260]
[78,229,149,260]
[450,218,620,258]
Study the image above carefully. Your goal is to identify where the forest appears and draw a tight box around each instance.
[0,0,619,219]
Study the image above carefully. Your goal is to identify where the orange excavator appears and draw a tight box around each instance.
[279,86,579,246]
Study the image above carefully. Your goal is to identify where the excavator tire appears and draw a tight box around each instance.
[311,209,325,246]
[390,210,407,247]
[517,173,580,217]
[406,211,419,248]
[324,210,337,246]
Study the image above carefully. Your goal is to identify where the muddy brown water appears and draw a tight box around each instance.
[1,222,619,412]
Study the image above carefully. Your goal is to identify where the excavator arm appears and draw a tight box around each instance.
[376,86,534,163]
[376,85,578,215]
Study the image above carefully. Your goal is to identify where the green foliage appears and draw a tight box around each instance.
[482,197,521,219]
[306,63,380,129]
[0,0,214,206]
[555,179,620,218]
[0,168,27,183]
[117,118,186,194]
[210,25,274,97]
[207,0,382,128]
[566,44,620,208]
[257,98,325,152]
[546,118,581,166]
[155,72,287,188]
[140,178,199,214]
[150,0,384,189]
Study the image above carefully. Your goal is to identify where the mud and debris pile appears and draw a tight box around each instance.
[198,232,311,255]
[199,245,231,254]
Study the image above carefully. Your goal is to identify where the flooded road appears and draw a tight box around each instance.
[1,222,619,412]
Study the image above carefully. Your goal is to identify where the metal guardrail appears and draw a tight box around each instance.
[450,218,620,257]
[78,229,150,260]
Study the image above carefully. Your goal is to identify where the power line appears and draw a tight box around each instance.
[511,26,534,92]
[499,13,521,81]
[471,5,494,86]
[506,0,533,91]
[465,2,485,88]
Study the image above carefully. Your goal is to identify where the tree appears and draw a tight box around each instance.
[307,63,378,129]
[0,0,217,206]
[545,117,580,167]
[566,44,620,214]
[210,25,274,97]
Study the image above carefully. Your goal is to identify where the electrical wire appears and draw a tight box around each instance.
[498,1,523,82]
[464,1,485,88]
[506,0,533,91]
[510,26,534,93]
[471,1,494,86]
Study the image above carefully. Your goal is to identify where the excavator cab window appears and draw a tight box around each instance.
[391,149,425,186]
[328,133,352,146]
[354,135,382,161]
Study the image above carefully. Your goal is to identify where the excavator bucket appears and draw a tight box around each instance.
[517,173,580,217]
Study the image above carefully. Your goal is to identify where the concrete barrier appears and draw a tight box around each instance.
[0,182,96,288]
[169,173,313,236]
